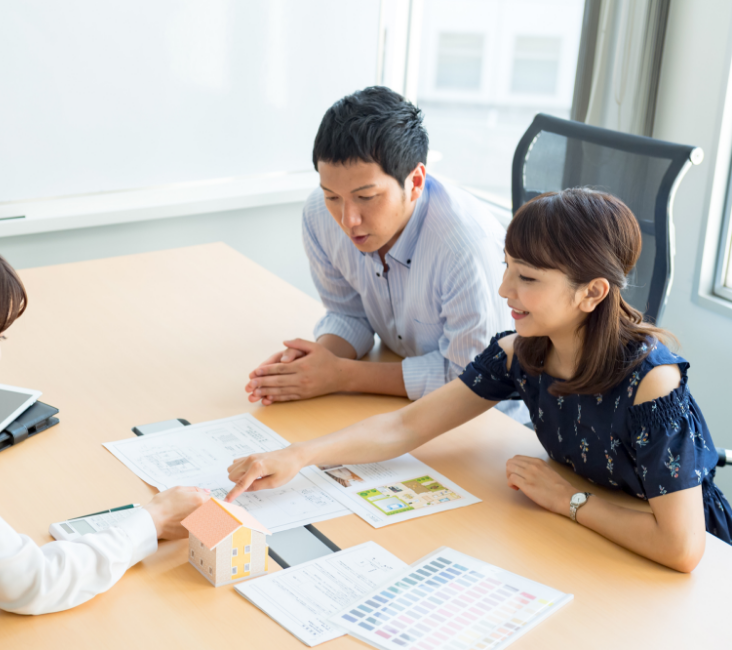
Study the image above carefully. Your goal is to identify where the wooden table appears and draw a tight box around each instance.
[0,243,728,649]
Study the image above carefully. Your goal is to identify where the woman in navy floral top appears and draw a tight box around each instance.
[463,331,730,543]
[226,188,731,572]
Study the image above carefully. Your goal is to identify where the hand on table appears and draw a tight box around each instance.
[254,345,308,368]
[143,486,210,540]
[225,446,305,502]
[505,455,576,517]
[245,339,347,405]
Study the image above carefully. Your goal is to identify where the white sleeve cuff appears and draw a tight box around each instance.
[314,313,375,359]
[116,509,158,567]
[402,353,452,401]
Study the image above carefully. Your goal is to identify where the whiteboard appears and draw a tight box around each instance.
[0,0,380,204]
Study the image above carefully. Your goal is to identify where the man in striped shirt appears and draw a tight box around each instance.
[245,87,526,422]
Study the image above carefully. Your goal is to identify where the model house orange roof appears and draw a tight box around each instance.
[181,497,271,549]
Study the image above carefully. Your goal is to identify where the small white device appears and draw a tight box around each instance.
[132,418,189,436]
[49,505,141,541]
[0,383,41,432]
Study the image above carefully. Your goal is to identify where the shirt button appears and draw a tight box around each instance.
[376,272,381,277]
[407,259,411,264]
[398,335,402,340]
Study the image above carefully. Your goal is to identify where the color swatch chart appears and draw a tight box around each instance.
[332,547,572,650]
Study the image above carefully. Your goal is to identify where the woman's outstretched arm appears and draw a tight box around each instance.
[226,378,497,501]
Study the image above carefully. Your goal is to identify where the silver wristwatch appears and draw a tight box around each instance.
[569,492,592,522]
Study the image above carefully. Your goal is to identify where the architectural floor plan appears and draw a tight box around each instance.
[358,476,462,516]
[104,414,350,533]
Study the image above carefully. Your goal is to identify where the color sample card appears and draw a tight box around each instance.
[331,547,573,650]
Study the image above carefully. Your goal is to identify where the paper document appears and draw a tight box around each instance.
[236,541,407,646]
[331,546,573,650]
[103,414,350,533]
[301,454,481,528]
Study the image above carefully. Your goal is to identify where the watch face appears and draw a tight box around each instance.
[570,493,587,507]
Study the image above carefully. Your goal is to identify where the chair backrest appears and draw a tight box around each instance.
[511,113,702,323]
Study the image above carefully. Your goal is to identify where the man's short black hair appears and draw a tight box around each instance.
[312,86,429,187]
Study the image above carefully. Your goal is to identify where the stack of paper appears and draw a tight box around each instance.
[236,541,407,646]
[104,413,481,532]
[332,547,573,650]
[239,544,573,649]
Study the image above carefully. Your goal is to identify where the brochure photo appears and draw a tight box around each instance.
[301,454,481,528]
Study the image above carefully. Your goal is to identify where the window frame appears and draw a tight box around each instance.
[713,161,732,302]
[383,0,584,210]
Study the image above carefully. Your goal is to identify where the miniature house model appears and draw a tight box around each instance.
[181,497,271,587]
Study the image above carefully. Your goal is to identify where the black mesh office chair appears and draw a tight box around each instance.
[511,113,732,469]
[512,113,703,324]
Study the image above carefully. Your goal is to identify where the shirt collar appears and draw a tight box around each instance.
[384,176,431,268]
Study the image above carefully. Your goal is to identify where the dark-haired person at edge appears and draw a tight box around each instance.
[0,258,210,615]
[229,189,732,572]
[245,86,528,423]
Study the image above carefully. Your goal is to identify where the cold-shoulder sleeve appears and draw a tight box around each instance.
[628,377,718,500]
[459,331,522,402]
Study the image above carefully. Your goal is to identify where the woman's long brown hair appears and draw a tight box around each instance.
[0,254,27,333]
[506,188,671,397]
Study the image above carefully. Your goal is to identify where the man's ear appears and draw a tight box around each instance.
[578,277,611,313]
[407,163,427,202]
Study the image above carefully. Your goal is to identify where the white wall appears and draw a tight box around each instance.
[0,201,318,301]
[652,0,732,496]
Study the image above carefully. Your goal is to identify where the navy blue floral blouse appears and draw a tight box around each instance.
[460,331,732,544]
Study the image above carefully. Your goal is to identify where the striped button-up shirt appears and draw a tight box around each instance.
[304,175,521,414]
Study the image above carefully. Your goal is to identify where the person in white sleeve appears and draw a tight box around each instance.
[0,255,210,615]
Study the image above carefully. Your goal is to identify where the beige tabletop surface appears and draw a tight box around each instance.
[0,243,728,650]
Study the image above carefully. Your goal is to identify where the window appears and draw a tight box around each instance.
[209,568,213,575]
[714,174,732,302]
[232,548,238,557]
[511,36,562,95]
[245,545,251,554]
[245,563,251,573]
[232,566,238,575]
[436,33,484,90]
[200,559,204,566]
[191,550,195,558]
[414,0,585,207]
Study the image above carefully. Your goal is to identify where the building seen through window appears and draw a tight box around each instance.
[417,0,585,207]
